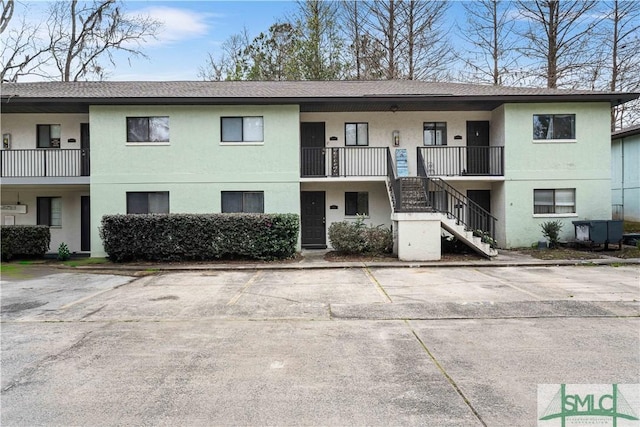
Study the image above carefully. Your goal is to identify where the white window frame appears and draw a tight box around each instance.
[126,192,170,214]
[126,116,170,145]
[533,188,577,217]
[221,191,265,213]
[532,114,576,143]
[220,117,264,145]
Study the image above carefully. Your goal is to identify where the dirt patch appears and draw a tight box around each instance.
[517,246,640,260]
[323,251,485,262]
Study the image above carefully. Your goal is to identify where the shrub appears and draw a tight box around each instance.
[329,218,392,255]
[1,225,50,260]
[541,220,563,249]
[100,213,299,262]
[57,242,71,261]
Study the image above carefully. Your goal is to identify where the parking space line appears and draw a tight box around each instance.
[363,267,393,303]
[405,319,487,427]
[227,270,263,306]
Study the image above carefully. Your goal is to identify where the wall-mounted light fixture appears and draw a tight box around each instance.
[454,135,463,140]
[393,130,400,146]
[329,136,338,141]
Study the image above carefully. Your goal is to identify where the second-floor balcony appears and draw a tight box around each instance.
[301,147,388,178]
[1,149,90,180]
[419,146,504,177]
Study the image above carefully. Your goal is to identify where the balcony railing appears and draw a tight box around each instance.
[301,147,387,177]
[418,146,504,176]
[1,149,90,177]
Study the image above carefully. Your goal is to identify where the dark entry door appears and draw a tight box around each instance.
[466,121,489,175]
[80,123,90,176]
[467,190,491,232]
[301,122,325,177]
[301,191,326,248]
[81,196,91,252]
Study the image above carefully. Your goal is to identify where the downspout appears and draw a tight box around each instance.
[621,137,624,217]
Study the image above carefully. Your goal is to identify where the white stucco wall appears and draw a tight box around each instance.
[1,113,89,150]
[1,187,88,254]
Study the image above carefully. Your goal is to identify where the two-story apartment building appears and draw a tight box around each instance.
[611,125,640,222]
[1,81,637,260]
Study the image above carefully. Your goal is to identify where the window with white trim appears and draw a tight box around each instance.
[126,117,170,143]
[345,123,369,146]
[534,189,575,214]
[533,114,575,140]
[221,117,264,142]
[126,192,170,214]
[221,191,264,213]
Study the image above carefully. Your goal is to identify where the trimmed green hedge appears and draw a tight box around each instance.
[1,225,51,260]
[100,213,299,262]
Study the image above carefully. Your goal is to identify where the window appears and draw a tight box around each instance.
[534,189,576,214]
[423,122,447,146]
[221,117,264,142]
[345,123,369,146]
[345,192,369,216]
[221,191,264,213]
[37,124,61,148]
[37,197,62,226]
[533,114,575,140]
[126,192,170,214]
[126,117,169,143]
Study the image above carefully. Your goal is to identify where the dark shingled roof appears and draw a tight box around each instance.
[2,80,638,113]
[612,124,640,139]
[1,80,636,99]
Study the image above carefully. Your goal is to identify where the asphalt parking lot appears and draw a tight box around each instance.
[1,264,639,426]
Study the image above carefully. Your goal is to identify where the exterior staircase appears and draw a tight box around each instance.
[386,149,497,258]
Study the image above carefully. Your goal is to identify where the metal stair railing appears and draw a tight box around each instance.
[417,147,497,245]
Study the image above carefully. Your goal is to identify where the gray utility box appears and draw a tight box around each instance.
[572,220,623,248]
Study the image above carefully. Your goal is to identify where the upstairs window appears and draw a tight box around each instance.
[221,117,264,142]
[345,123,369,146]
[345,192,369,216]
[126,192,170,214]
[221,191,264,213]
[127,117,170,143]
[423,122,447,146]
[534,189,576,214]
[533,114,575,140]
[37,197,62,226]
[37,124,61,148]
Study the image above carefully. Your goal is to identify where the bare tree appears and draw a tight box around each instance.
[402,0,452,81]
[341,1,386,80]
[47,0,160,81]
[198,29,251,81]
[1,0,52,82]
[603,0,640,128]
[516,0,600,89]
[459,0,520,85]
[292,0,344,80]
[366,0,402,79]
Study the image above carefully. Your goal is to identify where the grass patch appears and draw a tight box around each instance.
[518,248,603,260]
[0,263,33,279]
[624,221,640,233]
[61,257,111,268]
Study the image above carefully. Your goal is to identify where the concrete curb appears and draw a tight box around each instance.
[71,257,640,273]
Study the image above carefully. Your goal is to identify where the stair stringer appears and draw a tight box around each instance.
[440,214,498,259]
